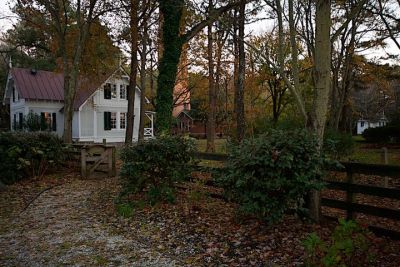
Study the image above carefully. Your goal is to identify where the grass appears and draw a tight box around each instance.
[196,139,228,154]
[349,146,400,166]
[116,203,134,218]
[195,136,400,166]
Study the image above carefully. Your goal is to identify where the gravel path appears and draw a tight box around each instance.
[0,178,176,267]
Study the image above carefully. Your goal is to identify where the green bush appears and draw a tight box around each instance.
[217,129,327,223]
[0,132,65,184]
[120,136,197,204]
[362,125,400,143]
[253,116,304,136]
[323,128,354,159]
[303,219,375,266]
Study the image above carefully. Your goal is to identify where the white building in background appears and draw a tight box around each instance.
[3,66,154,142]
[356,116,388,135]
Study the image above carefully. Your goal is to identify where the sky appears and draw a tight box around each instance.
[0,0,398,64]
[0,0,15,33]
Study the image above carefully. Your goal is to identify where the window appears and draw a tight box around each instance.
[111,84,117,99]
[104,83,111,99]
[39,112,57,131]
[12,87,15,102]
[361,121,365,127]
[120,112,126,129]
[120,84,127,100]
[110,112,117,129]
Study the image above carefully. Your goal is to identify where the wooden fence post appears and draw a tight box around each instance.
[112,147,116,176]
[381,147,389,187]
[346,166,354,220]
[81,147,87,178]
[108,147,113,177]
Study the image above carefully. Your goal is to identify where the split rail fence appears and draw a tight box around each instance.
[194,152,400,239]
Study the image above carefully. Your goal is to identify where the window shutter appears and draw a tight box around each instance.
[52,113,57,131]
[13,114,16,130]
[18,113,23,129]
[104,112,111,130]
[40,112,46,130]
[104,83,111,99]
[126,85,130,100]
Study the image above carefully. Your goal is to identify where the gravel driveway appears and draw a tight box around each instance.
[0,177,176,266]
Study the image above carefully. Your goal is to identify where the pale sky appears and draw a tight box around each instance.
[0,0,15,33]
[0,0,398,64]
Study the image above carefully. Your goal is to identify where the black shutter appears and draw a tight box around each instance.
[52,113,57,131]
[104,83,111,99]
[104,112,111,130]
[40,112,46,130]
[18,113,23,129]
[126,85,130,100]
[13,114,16,130]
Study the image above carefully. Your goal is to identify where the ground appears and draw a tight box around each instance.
[1,171,399,266]
[0,174,176,266]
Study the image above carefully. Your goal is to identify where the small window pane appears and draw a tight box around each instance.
[120,112,126,129]
[120,85,127,99]
[111,84,117,99]
[111,112,117,129]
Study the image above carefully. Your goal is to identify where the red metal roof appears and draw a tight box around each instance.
[10,68,112,110]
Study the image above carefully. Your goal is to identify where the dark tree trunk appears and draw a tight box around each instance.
[125,0,139,144]
[156,0,185,134]
[308,0,332,223]
[139,14,149,141]
[235,1,246,142]
[206,2,216,152]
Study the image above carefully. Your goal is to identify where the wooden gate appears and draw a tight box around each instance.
[80,144,116,178]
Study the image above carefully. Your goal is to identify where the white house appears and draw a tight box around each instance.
[356,116,388,135]
[3,67,154,142]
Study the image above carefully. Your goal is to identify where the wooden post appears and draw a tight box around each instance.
[346,166,354,220]
[381,147,389,187]
[108,147,113,177]
[81,147,87,178]
[112,147,116,176]
[103,138,107,145]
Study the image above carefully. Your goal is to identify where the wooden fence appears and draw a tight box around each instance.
[194,152,400,239]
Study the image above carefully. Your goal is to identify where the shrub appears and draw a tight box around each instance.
[362,125,400,143]
[217,129,327,223]
[0,132,65,184]
[303,219,375,266]
[24,112,49,131]
[120,136,197,204]
[253,116,304,136]
[323,128,354,159]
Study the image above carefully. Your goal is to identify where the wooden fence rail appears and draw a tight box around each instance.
[194,152,400,239]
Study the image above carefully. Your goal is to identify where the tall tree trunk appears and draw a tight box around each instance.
[235,1,246,142]
[288,0,301,107]
[125,0,139,144]
[139,16,148,141]
[308,0,332,222]
[206,2,216,152]
[156,0,185,134]
[150,53,154,94]
[62,0,94,143]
